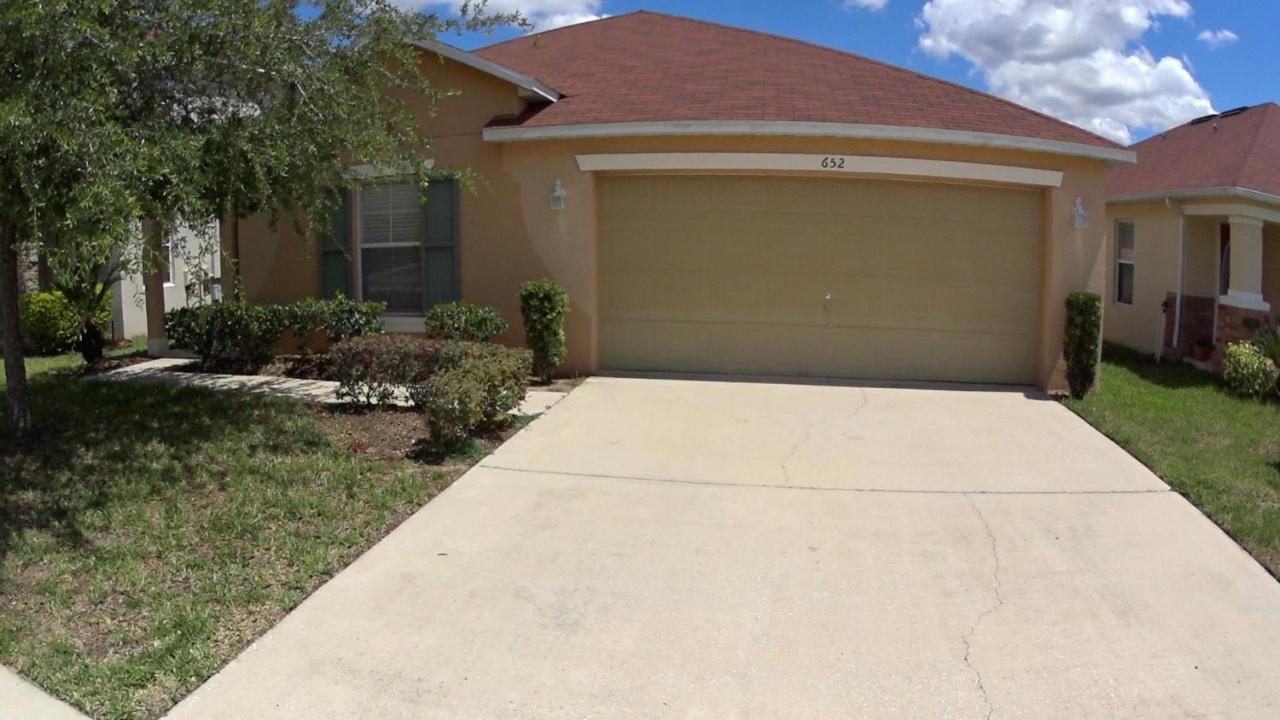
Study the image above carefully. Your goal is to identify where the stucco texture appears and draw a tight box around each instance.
[229,50,1111,391]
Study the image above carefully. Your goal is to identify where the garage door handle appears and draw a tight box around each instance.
[824,292,832,311]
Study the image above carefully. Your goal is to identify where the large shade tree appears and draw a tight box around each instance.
[0,0,513,438]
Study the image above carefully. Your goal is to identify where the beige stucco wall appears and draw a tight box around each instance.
[1183,217,1221,299]
[1102,203,1183,355]
[231,49,1112,390]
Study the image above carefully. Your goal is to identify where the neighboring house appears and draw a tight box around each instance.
[1105,103,1280,367]
[114,223,220,341]
[221,11,1133,391]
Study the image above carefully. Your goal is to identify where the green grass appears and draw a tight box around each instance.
[0,337,147,383]
[0,373,460,719]
[1066,344,1280,577]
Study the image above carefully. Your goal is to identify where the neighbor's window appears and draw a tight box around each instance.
[360,182,427,313]
[1115,220,1135,305]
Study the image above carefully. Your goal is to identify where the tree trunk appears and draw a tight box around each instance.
[229,214,241,300]
[78,318,105,365]
[0,221,32,438]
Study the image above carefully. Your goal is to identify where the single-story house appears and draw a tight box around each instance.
[194,11,1135,391]
[1104,102,1280,367]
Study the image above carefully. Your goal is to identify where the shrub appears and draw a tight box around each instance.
[518,279,569,382]
[1063,291,1103,399]
[330,334,440,406]
[408,368,485,448]
[323,293,385,343]
[438,341,532,419]
[1252,326,1280,367]
[19,291,82,355]
[165,301,289,372]
[287,297,330,352]
[424,301,508,342]
[1224,341,1279,399]
[407,341,532,445]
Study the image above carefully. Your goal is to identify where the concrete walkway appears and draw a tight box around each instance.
[162,376,1280,719]
[97,358,566,415]
[0,666,88,720]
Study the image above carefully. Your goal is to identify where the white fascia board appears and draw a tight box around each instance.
[483,120,1134,163]
[411,39,560,102]
[1108,186,1280,210]
[1181,202,1280,225]
[576,153,1064,188]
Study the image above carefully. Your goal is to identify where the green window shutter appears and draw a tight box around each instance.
[320,190,352,299]
[421,179,459,309]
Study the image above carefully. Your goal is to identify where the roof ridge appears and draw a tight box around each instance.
[475,10,640,53]
[536,9,1121,149]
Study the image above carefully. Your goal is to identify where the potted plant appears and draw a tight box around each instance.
[1192,337,1214,362]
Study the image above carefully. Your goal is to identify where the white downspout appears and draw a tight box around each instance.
[1173,206,1186,351]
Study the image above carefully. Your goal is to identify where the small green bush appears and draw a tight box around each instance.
[1224,341,1279,399]
[408,368,485,448]
[424,301,508,342]
[438,341,532,419]
[518,279,569,382]
[330,334,441,406]
[1063,291,1103,399]
[19,291,82,355]
[407,341,532,445]
[287,297,330,352]
[165,301,289,372]
[323,293,385,343]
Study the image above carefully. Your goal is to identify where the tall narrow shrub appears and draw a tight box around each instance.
[1064,291,1103,399]
[519,280,569,383]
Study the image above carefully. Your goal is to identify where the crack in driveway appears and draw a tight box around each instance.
[779,388,869,486]
[961,494,1004,720]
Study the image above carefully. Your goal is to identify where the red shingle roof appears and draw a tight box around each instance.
[472,11,1119,150]
[1106,103,1280,199]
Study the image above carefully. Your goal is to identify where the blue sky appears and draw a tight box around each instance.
[420,0,1280,145]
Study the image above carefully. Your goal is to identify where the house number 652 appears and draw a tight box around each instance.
[821,156,846,169]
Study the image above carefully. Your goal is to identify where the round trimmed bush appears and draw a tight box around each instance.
[19,291,81,355]
[424,301,508,342]
[1224,340,1279,399]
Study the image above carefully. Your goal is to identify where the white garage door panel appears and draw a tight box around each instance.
[599,175,1043,384]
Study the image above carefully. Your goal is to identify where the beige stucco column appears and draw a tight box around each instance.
[142,219,168,357]
[1223,215,1269,311]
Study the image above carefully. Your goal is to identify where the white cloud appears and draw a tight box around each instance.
[846,0,890,10]
[399,1,605,31]
[917,0,1214,144]
[1197,29,1238,48]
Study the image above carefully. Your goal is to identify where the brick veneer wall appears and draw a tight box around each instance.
[1161,293,1217,361]
[1212,303,1276,370]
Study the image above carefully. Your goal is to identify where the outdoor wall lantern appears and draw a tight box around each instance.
[1073,196,1089,229]
[550,179,568,210]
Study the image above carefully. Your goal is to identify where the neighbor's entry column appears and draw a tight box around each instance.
[1215,214,1270,367]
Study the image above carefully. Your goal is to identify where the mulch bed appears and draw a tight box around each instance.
[76,355,153,375]
[312,405,527,472]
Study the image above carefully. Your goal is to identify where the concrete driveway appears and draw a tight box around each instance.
[167,377,1280,719]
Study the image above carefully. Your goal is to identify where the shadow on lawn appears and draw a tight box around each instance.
[1101,343,1230,393]
[0,374,301,568]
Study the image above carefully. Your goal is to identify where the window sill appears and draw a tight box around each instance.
[380,314,425,333]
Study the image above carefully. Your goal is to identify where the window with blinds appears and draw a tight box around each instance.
[360,183,428,313]
[1115,220,1135,305]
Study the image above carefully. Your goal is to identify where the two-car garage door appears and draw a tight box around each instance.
[598,174,1043,384]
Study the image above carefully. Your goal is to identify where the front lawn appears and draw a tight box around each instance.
[0,336,146,383]
[0,372,513,719]
[1066,344,1280,578]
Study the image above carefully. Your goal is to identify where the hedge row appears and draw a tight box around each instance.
[165,294,384,371]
